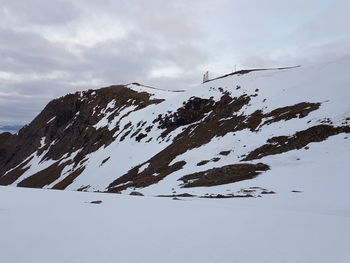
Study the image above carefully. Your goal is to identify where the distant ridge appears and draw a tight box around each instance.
[204,65,301,83]
[127,82,185,92]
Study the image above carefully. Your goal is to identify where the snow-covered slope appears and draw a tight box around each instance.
[0,57,349,203]
[1,185,350,263]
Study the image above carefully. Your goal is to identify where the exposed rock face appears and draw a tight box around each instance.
[108,93,255,192]
[0,64,349,197]
[107,98,323,192]
[243,125,350,161]
[178,163,270,188]
[0,85,163,187]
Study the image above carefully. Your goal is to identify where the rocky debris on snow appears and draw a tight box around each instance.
[90,200,103,204]
[157,193,196,198]
[130,191,144,196]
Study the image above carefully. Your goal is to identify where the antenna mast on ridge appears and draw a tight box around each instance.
[203,71,209,83]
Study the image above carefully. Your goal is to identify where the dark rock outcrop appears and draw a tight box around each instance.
[0,85,162,187]
[178,163,270,188]
[108,96,321,192]
[243,125,350,161]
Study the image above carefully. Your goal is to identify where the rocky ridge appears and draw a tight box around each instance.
[0,59,349,197]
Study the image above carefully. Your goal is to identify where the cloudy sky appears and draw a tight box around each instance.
[1,0,349,125]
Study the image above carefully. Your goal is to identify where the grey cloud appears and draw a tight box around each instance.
[0,92,49,123]
[292,1,350,42]
[0,0,79,25]
[79,33,207,85]
[0,0,349,126]
[0,28,79,74]
[239,37,350,69]
[0,79,94,124]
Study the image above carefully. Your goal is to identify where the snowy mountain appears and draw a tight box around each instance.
[1,57,350,263]
[0,57,349,199]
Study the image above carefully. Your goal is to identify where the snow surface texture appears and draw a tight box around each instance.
[0,186,349,263]
[3,57,350,200]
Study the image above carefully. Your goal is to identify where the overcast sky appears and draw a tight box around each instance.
[1,0,349,125]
